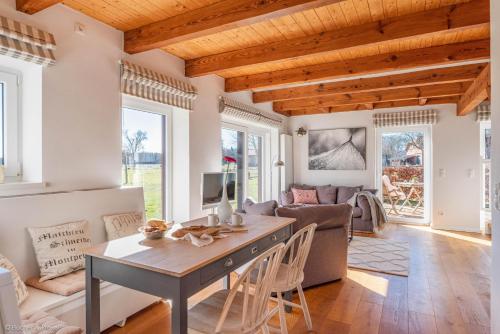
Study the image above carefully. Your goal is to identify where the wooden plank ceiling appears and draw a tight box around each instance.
[19,0,491,116]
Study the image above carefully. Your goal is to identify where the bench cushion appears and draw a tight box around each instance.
[0,253,29,305]
[26,270,85,297]
[27,221,91,282]
[22,311,81,334]
[103,212,144,241]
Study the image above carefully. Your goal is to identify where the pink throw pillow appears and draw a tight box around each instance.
[291,188,319,205]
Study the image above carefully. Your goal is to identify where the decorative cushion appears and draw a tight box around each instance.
[291,188,319,205]
[0,253,28,305]
[337,186,362,204]
[243,199,278,216]
[27,221,91,282]
[103,212,144,240]
[280,191,294,206]
[22,311,82,334]
[26,270,85,296]
[316,185,337,204]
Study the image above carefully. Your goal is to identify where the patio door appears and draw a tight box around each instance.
[376,126,431,224]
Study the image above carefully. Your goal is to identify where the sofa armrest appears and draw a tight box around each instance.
[276,204,352,232]
[357,196,372,221]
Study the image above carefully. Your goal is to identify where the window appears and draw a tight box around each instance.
[221,123,270,209]
[122,97,171,220]
[0,70,20,179]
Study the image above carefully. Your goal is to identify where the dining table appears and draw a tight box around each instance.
[84,215,295,334]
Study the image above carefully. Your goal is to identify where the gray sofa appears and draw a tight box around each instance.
[280,184,378,233]
[242,199,352,288]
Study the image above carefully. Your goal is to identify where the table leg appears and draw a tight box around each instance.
[223,273,231,290]
[85,256,100,334]
[171,290,188,334]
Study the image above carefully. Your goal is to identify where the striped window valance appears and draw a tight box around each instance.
[120,61,198,111]
[0,15,56,66]
[476,103,491,122]
[373,109,438,128]
[219,96,283,129]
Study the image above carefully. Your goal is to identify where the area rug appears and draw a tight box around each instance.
[348,237,409,276]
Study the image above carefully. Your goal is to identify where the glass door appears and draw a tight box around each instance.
[377,126,431,224]
[247,133,264,202]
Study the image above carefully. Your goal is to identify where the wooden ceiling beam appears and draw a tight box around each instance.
[225,39,490,92]
[124,0,345,54]
[286,96,460,116]
[253,64,485,103]
[457,64,491,116]
[186,0,489,77]
[273,82,468,112]
[16,0,61,14]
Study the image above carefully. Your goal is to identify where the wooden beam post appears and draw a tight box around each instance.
[124,0,345,54]
[16,0,61,14]
[457,64,491,116]
[225,39,490,92]
[186,0,489,77]
[252,64,485,103]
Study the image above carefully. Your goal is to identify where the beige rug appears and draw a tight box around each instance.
[348,236,409,276]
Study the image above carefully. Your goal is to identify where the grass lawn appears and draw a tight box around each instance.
[122,164,163,220]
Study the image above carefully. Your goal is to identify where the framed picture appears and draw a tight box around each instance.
[308,127,366,170]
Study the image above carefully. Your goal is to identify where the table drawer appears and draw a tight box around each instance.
[199,226,291,285]
[258,226,291,251]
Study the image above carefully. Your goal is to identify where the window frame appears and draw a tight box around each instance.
[480,121,491,211]
[0,69,21,178]
[121,95,173,221]
[221,120,273,206]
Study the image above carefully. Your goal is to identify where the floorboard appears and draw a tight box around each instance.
[103,223,491,334]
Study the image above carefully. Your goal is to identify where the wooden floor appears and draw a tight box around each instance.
[104,223,492,334]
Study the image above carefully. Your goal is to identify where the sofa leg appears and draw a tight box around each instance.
[115,319,127,327]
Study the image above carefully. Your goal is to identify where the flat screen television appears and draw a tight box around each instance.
[201,172,236,209]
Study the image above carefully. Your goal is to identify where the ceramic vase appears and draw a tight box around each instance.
[217,180,233,223]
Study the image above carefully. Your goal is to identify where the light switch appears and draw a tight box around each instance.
[467,168,475,178]
[439,168,446,178]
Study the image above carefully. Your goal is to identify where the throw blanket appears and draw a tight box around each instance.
[347,191,388,232]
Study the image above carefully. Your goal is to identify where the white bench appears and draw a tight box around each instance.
[0,188,159,331]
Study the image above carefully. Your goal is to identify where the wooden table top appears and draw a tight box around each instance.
[85,215,295,277]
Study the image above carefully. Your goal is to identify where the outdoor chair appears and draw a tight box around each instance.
[382,175,407,215]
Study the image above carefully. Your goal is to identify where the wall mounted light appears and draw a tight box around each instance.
[296,127,307,137]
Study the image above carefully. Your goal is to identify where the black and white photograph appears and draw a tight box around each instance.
[309,128,366,170]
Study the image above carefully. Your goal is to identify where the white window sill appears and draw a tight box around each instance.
[0,181,47,197]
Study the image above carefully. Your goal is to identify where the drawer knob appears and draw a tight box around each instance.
[224,258,234,268]
[251,246,258,254]
[271,235,277,242]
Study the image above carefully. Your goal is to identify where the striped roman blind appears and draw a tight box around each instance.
[120,61,198,111]
[219,96,283,129]
[476,103,491,122]
[373,109,438,128]
[0,15,56,66]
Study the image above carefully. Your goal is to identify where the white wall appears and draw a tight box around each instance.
[0,0,281,219]
[288,104,481,232]
[489,0,499,331]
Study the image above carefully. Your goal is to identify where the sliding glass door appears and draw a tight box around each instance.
[376,126,431,224]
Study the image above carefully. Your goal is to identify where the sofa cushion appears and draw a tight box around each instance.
[276,204,352,232]
[27,221,91,282]
[291,188,319,205]
[316,185,337,204]
[337,186,362,204]
[357,196,372,221]
[352,207,363,218]
[103,212,144,241]
[0,253,29,305]
[279,191,294,206]
[26,270,85,297]
[243,199,278,216]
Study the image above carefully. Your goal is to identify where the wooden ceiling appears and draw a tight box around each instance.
[17,0,491,117]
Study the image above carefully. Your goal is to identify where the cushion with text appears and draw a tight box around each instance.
[103,212,144,241]
[0,253,29,305]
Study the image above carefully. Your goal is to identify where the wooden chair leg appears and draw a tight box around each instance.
[277,292,289,334]
[297,285,312,330]
[262,324,270,334]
